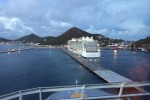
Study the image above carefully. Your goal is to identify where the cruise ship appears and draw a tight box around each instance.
[67,37,101,58]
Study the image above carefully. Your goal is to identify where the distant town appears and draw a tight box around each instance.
[0,27,150,52]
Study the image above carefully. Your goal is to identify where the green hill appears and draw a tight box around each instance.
[17,33,44,43]
[41,36,56,44]
[38,27,125,46]
[44,27,104,45]
[0,37,10,42]
[0,27,128,46]
[15,27,108,45]
[132,37,150,48]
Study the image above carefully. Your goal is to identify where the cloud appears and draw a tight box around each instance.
[0,16,34,32]
[50,21,72,28]
[120,20,148,33]
[86,24,150,41]
[0,16,34,39]
[0,0,150,40]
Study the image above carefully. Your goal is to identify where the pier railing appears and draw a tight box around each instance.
[0,82,150,100]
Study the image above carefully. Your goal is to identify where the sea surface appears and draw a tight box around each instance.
[0,45,150,96]
[100,49,150,82]
[0,46,103,95]
[0,44,26,51]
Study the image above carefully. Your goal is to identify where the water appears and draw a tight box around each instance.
[0,47,104,95]
[0,45,150,96]
[0,44,26,51]
[100,49,150,82]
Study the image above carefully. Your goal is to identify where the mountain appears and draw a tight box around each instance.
[17,33,43,43]
[43,36,55,40]
[39,27,126,46]
[131,37,150,48]
[41,36,56,44]
[45,27,104,45]
[14,27,107,45]
[0,37,10,42]
[0,27,127,46]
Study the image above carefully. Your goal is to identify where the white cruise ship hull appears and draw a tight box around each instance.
[67,48,100,58]
[81,50,101,58]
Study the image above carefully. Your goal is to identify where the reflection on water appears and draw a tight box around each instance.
[127,58,149,81]
[113,50,117,57]
[100,49,150,82]
[113,50,117,64]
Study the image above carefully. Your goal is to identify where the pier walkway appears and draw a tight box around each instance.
[61,48,132,83]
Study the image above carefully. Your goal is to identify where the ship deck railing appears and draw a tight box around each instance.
[0,81,150,100]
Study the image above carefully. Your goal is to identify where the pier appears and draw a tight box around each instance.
[61,48,132,83]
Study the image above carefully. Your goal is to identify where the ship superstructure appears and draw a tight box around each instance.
[67,37,101,58]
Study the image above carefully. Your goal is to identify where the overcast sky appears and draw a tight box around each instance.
[0,0,150,40]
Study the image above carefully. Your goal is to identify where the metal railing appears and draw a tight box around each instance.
[0,82,150,100]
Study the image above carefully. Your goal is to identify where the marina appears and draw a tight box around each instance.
[0,48,33,54]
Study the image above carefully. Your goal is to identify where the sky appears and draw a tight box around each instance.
[0,0,150,40]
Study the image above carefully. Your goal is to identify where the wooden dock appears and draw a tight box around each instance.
[61,48,132,83]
